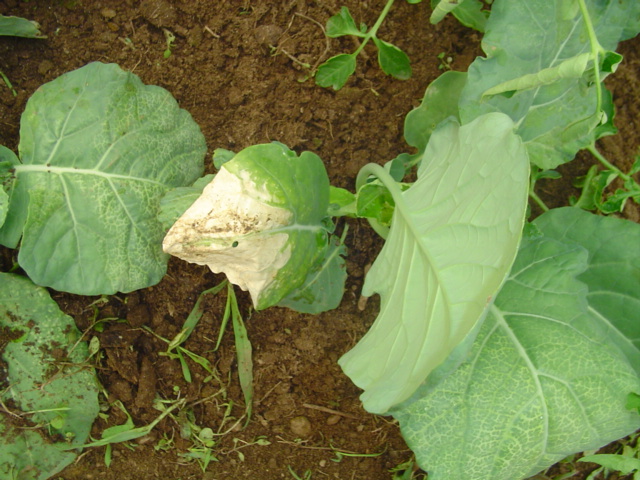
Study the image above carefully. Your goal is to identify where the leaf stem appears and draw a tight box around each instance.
[577,0,602,112]
[529,190,550,213]
[528,169,550,212]
[586,143,632,182]
[356,162,407,238]
[353,0,395,56]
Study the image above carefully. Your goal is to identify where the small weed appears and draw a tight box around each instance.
[315,0,412,89]
[0,70,17,96]
[437,51,453,70]
[287,465,313,480]
[390,458,426,480]
[163,28,175,58]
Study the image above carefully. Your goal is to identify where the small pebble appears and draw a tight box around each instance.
[100,8,116,19]
[38,60,53,75]
[326,414,341,426]
[289,415,312,437]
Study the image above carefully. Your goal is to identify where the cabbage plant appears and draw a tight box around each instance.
[0,62,206,295]
[163,0,640,478]
[0,61,206,477]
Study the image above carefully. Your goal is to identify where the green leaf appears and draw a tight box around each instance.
[163,143,331,310]
[328,186,356,217]
[315,54,357,90]
[404,70,467,155]
[571,165,618,212]
[393,234,640,480]
[356,182,397,227]
[627,393,640,413]
[339,113,530,414]
[580,454,640,475]
[158,174,215,231]
[326,7,363,38]
[533,208,640,374]
[459,0,639,169]
[0,425,77,480]
[277,229,348,314]
[212,148,236,170]
[0,273,99,477]
[430,0,468,24]
[0,146,18,229]
[0,14,46,38]
[429,0,487,31]
[0,62,206,294]
[373,38,412,80]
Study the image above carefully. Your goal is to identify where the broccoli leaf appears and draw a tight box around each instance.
[0,273,99,477]
[459,0,640,169]
[534,207,640,373]
[163,143,331,311]
[0,62,206,294]
[339,112,530,414]
[404,70,467,155]
[277,229,348,314]
[0,146,19,229]
[394,230,640,480]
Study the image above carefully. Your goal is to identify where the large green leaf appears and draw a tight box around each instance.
[394,234,640,480]
[163,143,331,310]
[339,112,530,414]
[534,207,640,373]
[459,0,640,169]
[404,70,467,155]
[0,62,206,294]
[0,273,99,478]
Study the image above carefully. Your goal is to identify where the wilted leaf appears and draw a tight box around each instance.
[163,143,331,310]
[339,112,529,414]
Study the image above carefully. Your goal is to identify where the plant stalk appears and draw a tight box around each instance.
[353,0,396,56]
[577,0,603,112]
[587,143,636,183]
[356,162,408,239]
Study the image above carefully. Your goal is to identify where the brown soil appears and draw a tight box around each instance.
[0,1,638,480]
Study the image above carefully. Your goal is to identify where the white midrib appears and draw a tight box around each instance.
[14,164,166,187]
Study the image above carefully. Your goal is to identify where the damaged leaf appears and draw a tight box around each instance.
[163,143,333,310]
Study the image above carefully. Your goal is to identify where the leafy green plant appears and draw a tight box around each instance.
[0,61,206,295]
[315,1,412,90]
[0,273,99,479]
[0,61,207,476]
[162,0,640,479]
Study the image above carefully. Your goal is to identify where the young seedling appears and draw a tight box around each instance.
[570,146,640,213]
[163,28,175,58]
[287,465,313,480]
[315,1,412,90]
